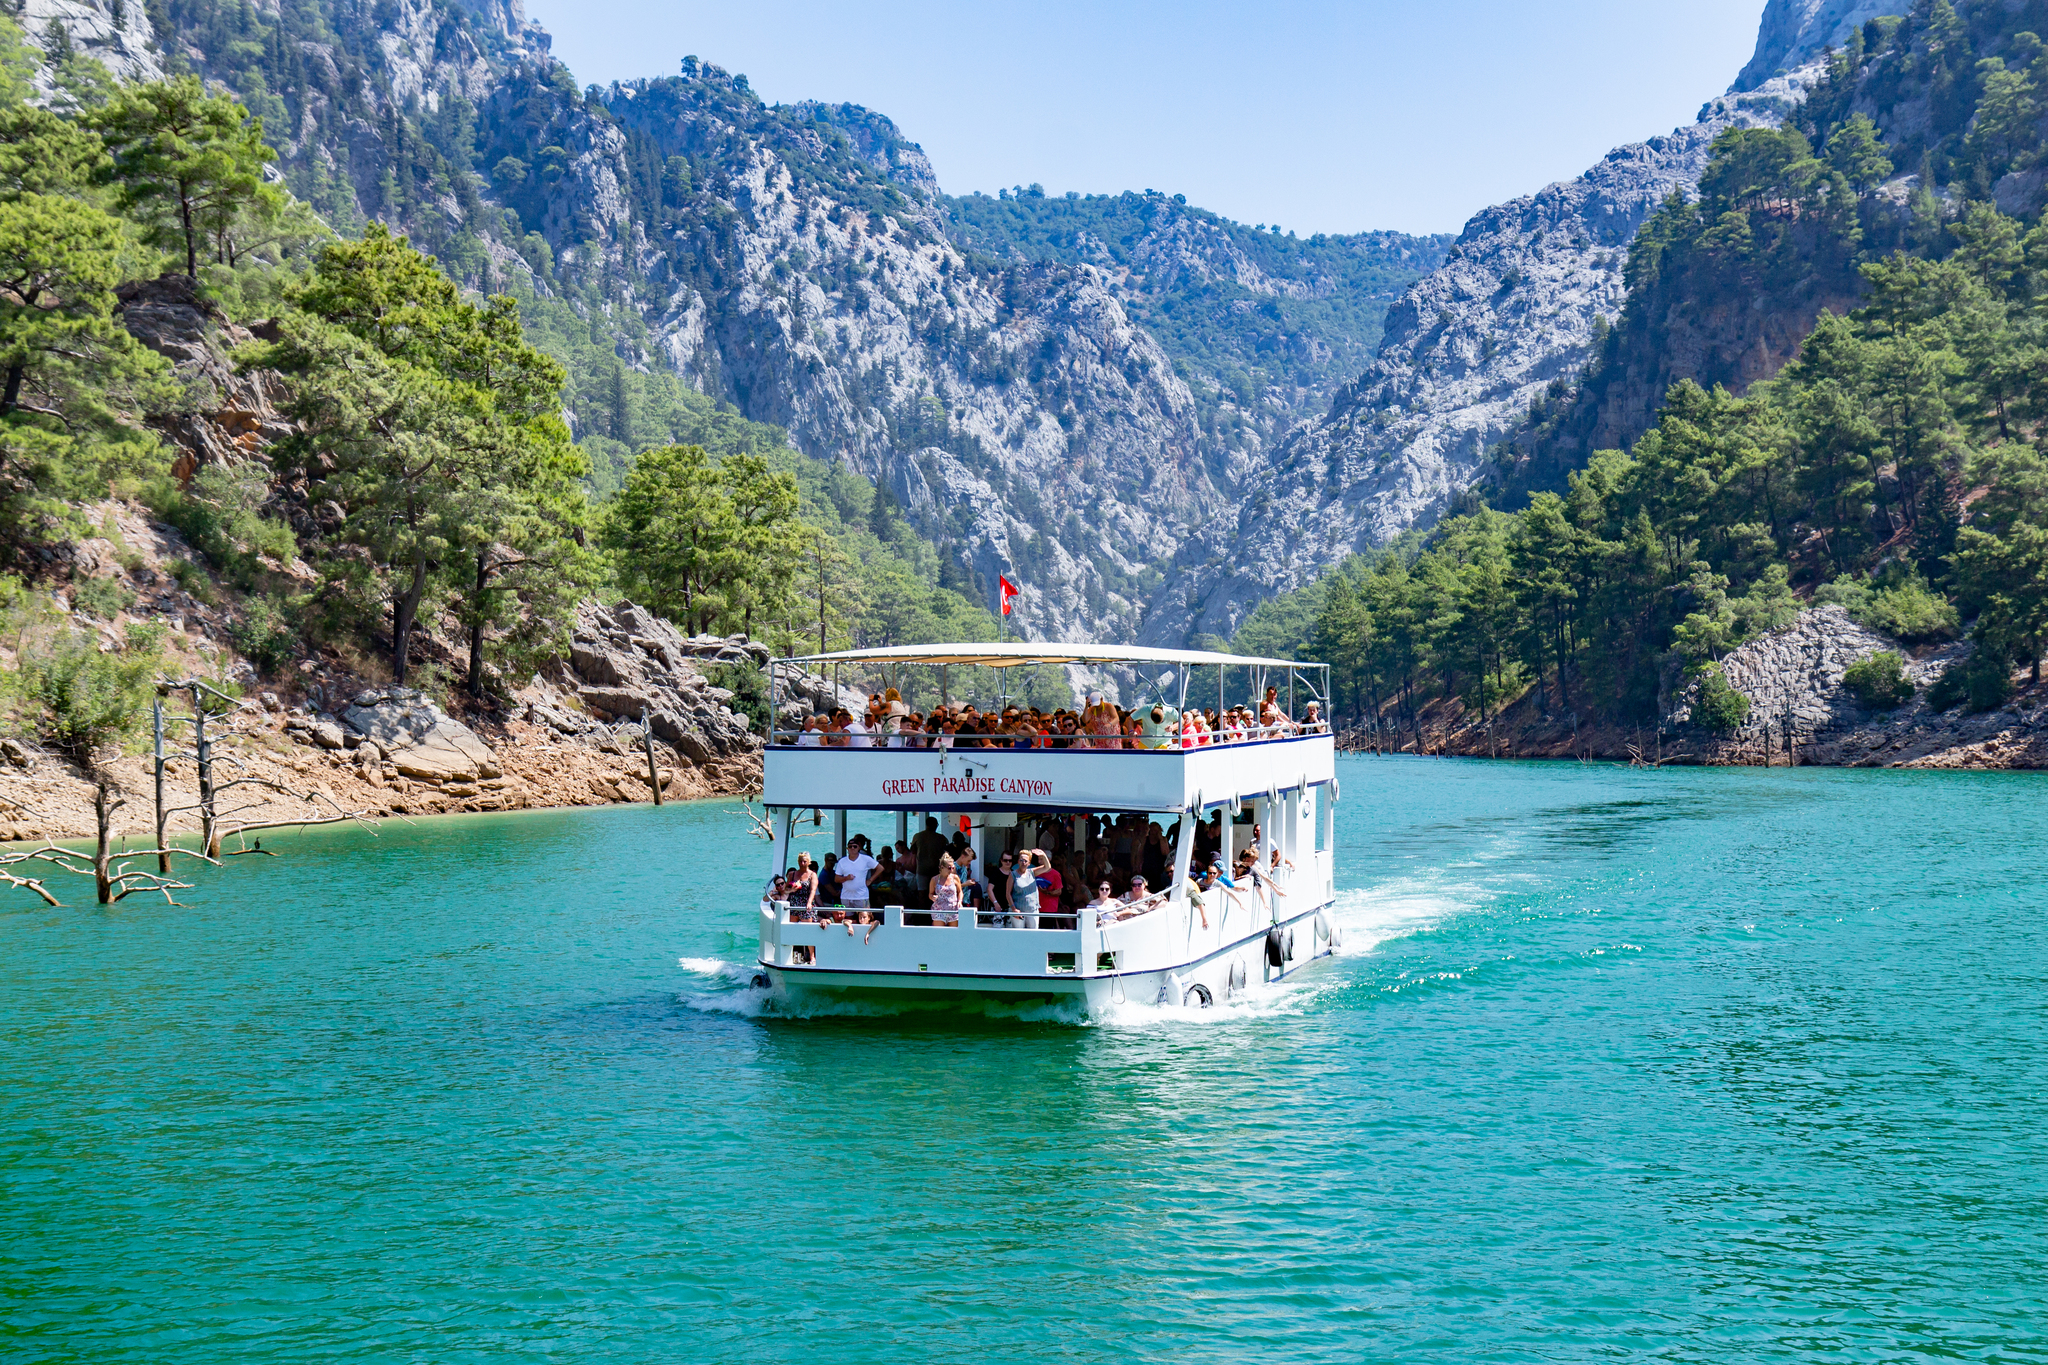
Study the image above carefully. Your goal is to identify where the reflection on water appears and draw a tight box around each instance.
[2,758,2045,1362]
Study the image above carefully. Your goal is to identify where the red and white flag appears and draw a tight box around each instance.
[999,575,1019,616]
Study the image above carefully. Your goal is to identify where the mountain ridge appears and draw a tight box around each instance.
[21,0,1904,655]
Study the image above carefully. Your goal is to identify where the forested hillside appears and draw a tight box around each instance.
[82,0,1322,642]
[0,6,1016,787]
[946,188,1449,469]
[1241,0,2048,736]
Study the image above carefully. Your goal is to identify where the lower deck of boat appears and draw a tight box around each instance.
[757,900,1338,1010]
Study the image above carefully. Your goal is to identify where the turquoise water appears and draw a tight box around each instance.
[3,758,2045,1362]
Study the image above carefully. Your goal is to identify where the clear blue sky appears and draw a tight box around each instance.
[524,0,1770,238]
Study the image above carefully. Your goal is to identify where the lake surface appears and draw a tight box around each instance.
[3,758,2044,1362]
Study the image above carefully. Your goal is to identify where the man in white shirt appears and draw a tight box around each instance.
[843,712,872,748]
[836,837,879,910]
[796,714,824,747]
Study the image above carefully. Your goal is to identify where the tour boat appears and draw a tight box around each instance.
[751,643,1339,1010]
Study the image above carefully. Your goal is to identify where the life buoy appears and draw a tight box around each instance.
[1265,927,1286,968]
[1182,982,1213,1008]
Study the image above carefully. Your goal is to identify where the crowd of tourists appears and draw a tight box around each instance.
[777,686,1326,749]
[765,811,1294,937]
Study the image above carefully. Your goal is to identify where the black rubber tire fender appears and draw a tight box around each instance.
[1284,928,1296,961]
[1228,958,1248,994]
[1265,926,1286,968]
[1182,982,1213,1008]
[749,973,771,989]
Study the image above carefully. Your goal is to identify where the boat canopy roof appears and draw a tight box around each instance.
[774,642,1317,670]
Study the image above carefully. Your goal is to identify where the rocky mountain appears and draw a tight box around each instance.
[26,0,1917,656]
[59,0,1441,651]
[945,190,1451,474]
[1142,72,1816,644]
[1151,0,1921,647]
[1734,0,1910,90]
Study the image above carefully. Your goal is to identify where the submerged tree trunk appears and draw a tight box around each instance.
[93,781,116,905]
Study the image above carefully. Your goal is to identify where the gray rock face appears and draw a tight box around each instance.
[538,600,763,762]
[1142,70,1821,646]
[1733,0,1911,92]
[1667,606,1934,738]
[1653,605,2048,770]
[590,75,1213,643]
[341,689,501,781]
[20,0,166,91]
[116,276,292,479]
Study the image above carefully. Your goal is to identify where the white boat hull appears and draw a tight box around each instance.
[755,895,1340,1011]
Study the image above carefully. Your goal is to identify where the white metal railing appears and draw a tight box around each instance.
[768,889,1184,932]
[769,900,1081,931]
[768,722,1333,749]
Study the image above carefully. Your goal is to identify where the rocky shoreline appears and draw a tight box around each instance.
[0,503,779,843]
[1337,606,2048,771]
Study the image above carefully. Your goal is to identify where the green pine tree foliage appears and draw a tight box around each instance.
[0,61,173,556]
[252,224,594,687]
[89,75,279,278]
[1239,192,2048,729]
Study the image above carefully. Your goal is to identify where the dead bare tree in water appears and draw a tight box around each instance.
[0,781,221,905]
[725,798,774,841]
[154,679,377,856]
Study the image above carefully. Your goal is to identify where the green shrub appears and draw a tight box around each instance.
[1928,644,2014,713]
[124,620,169,655]
[1816,571,1960,643]
[706,661,770,734]
[230,593,300,676]
[9,628,162,763]
[1691,664,1751,733]
[143,463,295,589]
[72,574,135,620]
[1842,650,1914,709]
[165,557,215,603]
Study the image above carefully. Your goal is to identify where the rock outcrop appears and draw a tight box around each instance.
[1733,0,1911,91]
[523,601,763,765]
[1351,606,2048,770]
[1665,607,2048,769]
[117,276,293,481]
[337,689,502,781]
[21,0,166,92]
[1665,606,1940,742]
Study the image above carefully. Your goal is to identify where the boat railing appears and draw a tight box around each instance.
[768,721,1332,749]
[767,887,1189,932]
[766,900,1183,933]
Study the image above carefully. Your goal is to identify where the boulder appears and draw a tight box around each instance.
[341,689,500,781]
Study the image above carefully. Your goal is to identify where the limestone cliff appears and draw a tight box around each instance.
[128,0,1920,653]
[1733,0,1911,91]
[1145,71,1819,645]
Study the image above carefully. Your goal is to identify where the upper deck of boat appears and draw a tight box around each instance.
[764,641,1334,814]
